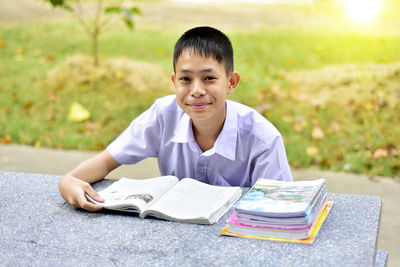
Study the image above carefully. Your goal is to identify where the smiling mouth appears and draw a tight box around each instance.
[188,103,210,110]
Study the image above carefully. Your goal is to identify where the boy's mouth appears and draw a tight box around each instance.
[188,102,210,110]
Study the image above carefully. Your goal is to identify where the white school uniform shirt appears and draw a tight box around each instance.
[107,95,293,187]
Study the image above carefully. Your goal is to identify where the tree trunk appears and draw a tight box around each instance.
[92,0,103,66]
[93,30,99,66]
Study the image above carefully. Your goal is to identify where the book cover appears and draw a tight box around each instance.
[235,178,326,218]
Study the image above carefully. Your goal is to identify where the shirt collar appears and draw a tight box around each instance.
[171,112,193,143]
[172,101,237,161]
[214,101,237,161]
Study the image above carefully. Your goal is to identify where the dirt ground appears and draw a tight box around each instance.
[3,0,399,37]
[0,0,66,23]
[0,0,338,29]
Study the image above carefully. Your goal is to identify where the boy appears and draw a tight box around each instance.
[59,26,293,211]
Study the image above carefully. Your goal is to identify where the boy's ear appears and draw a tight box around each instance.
[171,73,176,84]
[227,71,240,94]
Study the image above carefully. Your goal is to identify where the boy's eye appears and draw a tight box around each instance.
[179,77,191,82]
[205,76,216,81]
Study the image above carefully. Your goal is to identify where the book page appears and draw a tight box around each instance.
[142,178,242,224]
[95,176,179,213]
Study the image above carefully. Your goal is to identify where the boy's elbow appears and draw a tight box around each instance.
[100,150,121,172]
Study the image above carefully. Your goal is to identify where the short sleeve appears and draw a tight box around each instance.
[250,136,293,185]
[107,101,162,164]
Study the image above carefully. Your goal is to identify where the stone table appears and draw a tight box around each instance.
[0,171,387,266]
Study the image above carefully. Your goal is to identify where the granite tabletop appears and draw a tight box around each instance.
[0,171,385,266]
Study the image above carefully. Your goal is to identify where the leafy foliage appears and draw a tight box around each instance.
[44,0,141,65]
[259,63,400,178]
[0,21,399,177]
[104,6,141,29]
[47,0,73,10]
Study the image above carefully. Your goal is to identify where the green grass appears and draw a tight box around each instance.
[1,19,399,177]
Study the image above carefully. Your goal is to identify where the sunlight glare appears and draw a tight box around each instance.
[345,0,381,23]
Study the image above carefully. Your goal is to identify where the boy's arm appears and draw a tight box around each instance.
[251,136,293,185]
[58,149,121,211]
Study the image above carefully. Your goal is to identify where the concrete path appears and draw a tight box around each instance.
[0,144,399,266]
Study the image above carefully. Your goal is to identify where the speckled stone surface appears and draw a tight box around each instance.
[0,171,385,266]
[375,250,388,267]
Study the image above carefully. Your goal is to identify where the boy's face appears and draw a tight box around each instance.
[171,50,240,129]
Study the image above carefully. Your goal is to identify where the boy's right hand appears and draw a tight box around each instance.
[59,175,104,212]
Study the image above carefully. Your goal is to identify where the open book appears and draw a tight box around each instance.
[86,176,242,225]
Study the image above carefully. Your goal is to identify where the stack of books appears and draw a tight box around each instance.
[220,178,333,244]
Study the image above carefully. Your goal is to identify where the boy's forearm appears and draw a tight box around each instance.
[67,150,120,184]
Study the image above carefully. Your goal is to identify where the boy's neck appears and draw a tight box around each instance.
[192,117,225,152]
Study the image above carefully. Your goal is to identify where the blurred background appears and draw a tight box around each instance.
[0,0,399,179]
[1,1,399,265]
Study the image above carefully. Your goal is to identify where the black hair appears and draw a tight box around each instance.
[173,26,234,75]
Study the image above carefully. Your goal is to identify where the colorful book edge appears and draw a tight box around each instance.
[219,201,334,244]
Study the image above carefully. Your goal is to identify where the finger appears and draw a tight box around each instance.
[76,192,103,212]
[81,201,104,212]
[83,183,105,203]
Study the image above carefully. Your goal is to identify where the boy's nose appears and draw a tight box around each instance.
[190,82,206,97]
